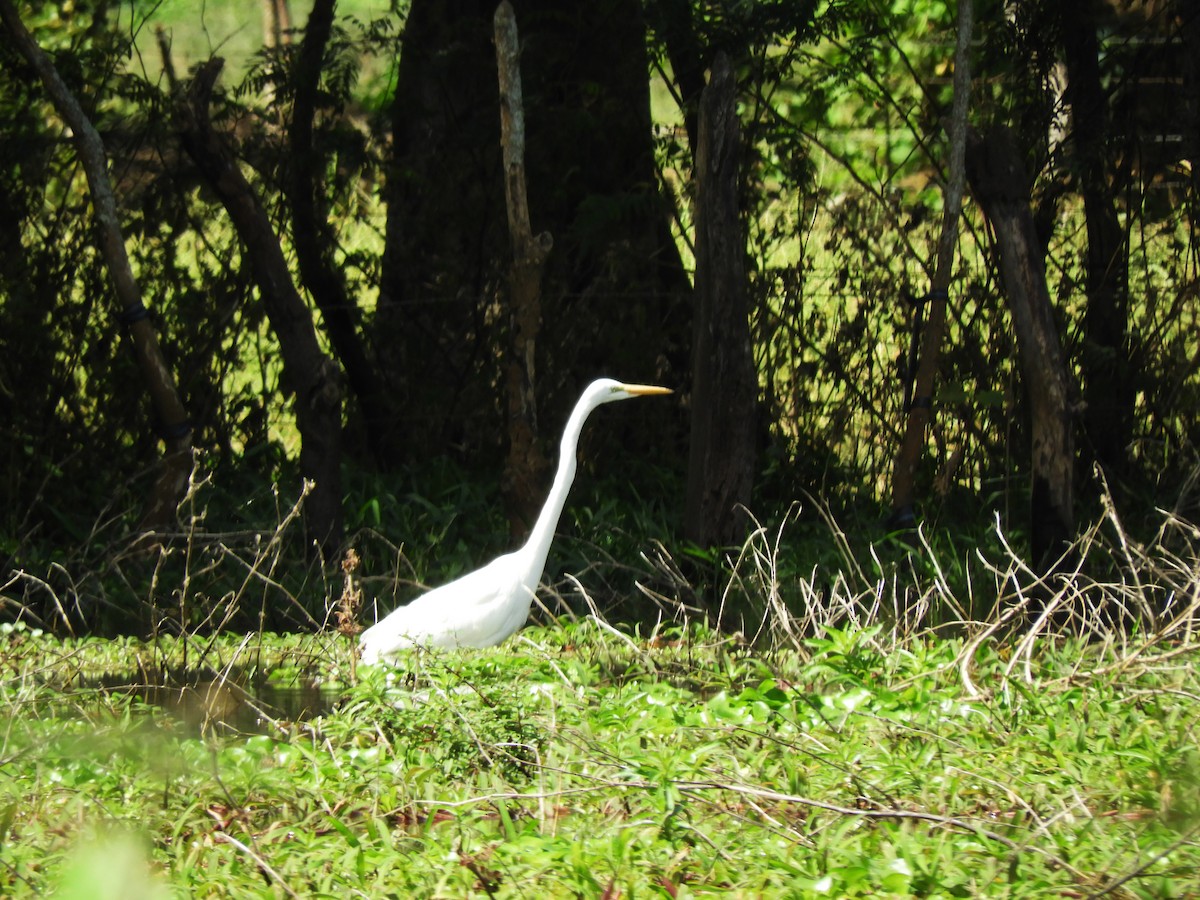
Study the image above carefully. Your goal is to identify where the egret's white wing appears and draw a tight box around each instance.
[359,552,535,662]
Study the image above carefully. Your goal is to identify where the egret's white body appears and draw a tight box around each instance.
[359,379,671,664]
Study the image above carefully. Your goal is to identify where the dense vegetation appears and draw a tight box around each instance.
[1,2,1199,893]
[1,0,1197,636]
[3,544,1199,897]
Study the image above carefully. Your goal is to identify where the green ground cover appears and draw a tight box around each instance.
[2,617,1197,897]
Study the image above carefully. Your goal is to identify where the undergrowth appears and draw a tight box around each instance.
[1,464,1199,896]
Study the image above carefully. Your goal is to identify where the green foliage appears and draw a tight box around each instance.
[0,0,404,556]
[3,622,1199,896]
[3,0,1200,639]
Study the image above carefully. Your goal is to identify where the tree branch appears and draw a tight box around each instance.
[175,58,344,550]
[0,0,192,529]
[288,0,392,465]
[888,0,973,528]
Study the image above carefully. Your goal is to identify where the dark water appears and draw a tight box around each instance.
[92,673,343,737]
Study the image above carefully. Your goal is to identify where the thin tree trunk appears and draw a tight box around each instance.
[495,0,551,539]
[685,53,756,550]
[1183,0,1200,204]
[289,0,392,465]
[176,59,344,552]
[263,0,292,49]
[646,0,706,153]
[0,0,193,529]
[889,0,973,529]
[967,125,1075,571]
[1059,0,1132,475]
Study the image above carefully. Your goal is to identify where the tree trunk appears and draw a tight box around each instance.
[888,0,973,529]
[375,0,688,467]
[374,0,505,461]
[685,53,756,550]
[495,1,551,538]
[0,0,193,529]
[263,0,292,49]
[1059,0,1132,475]
[176,59,344,552]
[967,124,1075,571]
[288,0,392,466]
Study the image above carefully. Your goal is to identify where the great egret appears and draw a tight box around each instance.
[359,378,672,663]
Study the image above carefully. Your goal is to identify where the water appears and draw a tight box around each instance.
[91,673,343,737]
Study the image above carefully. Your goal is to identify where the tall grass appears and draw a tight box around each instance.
[2,464,1199,895]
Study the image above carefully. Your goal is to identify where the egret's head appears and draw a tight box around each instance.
[591,378,674,404]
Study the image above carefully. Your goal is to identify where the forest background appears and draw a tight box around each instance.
[1,0,1197,637]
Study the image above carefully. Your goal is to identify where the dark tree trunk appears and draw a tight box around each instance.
[685,54,756,550]
[967,125,1075,571]
[495,1,551,537]
[375,0,688,467]
[375,0,498,462]
[176,60,344,552]
[1059,0,1132,475]
[289,0,392,466]
[519,0,691,430]
[0,0,193,530]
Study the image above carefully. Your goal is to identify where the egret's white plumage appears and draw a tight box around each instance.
[359,378,672,664]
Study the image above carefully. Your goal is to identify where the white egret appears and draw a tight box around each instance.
[359,378,672,663]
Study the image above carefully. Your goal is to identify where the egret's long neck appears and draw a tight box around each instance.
[521,394,597,578]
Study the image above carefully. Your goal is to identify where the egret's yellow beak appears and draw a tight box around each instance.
[623,384,673,396]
